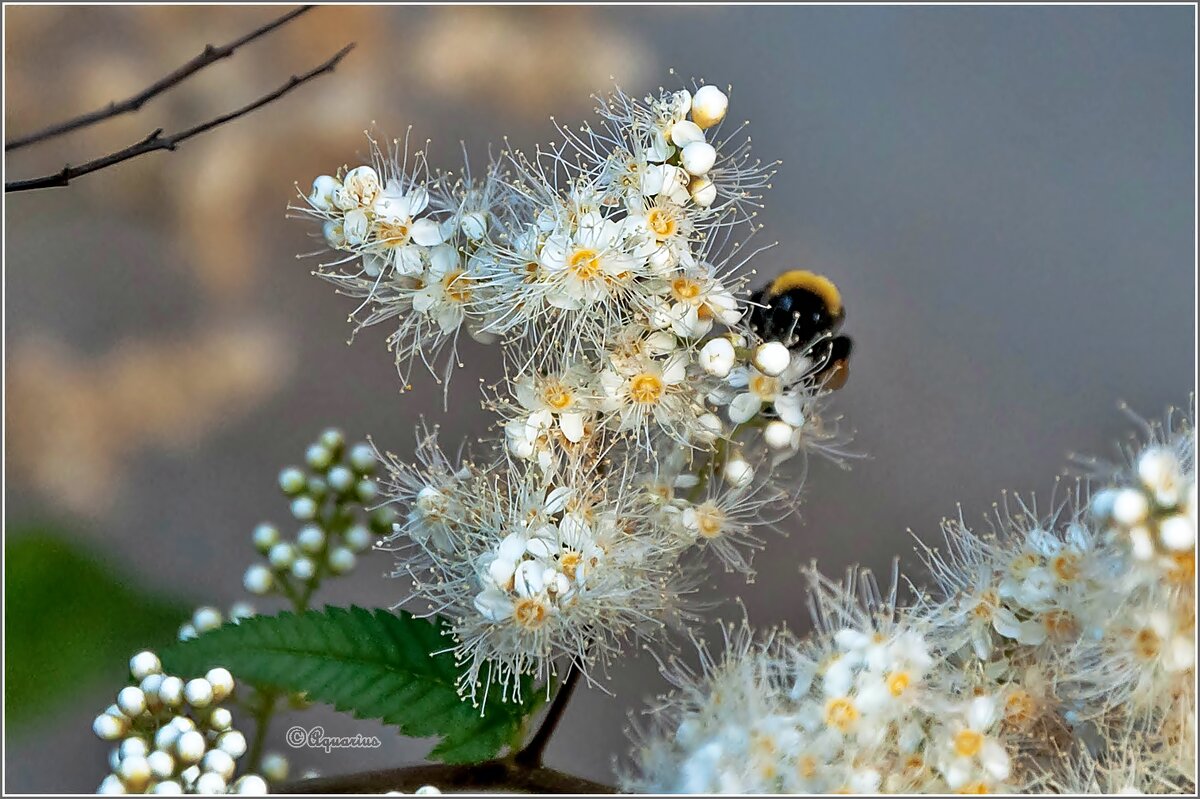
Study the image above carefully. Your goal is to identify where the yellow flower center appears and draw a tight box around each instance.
[824,697,859,732]
[887,671,911,697]
[1041,609,1077,641]
[541,381,573,411]
[671,276,702,302]
[629,373,665,404]
[797,755,818,779]
[1004,689,1036,728]
[568,248,602,280]
[694,503,725,539]
[1168,551,1195,584]
[749,373,780,398]
[513,598,549,629]
[1134,627,1161,661]
[957,782,991,794]
[376,219,411,246]
[647,207,678,239]
[442,270,472,303]
[953,729,984,758]
[970,589,999,620]
[559,551,581,579]
[1052,553,1079,582]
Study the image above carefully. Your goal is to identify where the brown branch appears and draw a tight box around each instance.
[276,758,618,795]
[5,43,354,193]
[4,5,314,152]
[514,663,582,768]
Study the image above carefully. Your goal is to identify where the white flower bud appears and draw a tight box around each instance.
[234,775,270,795]
[243,564,274,595]
[98,774,127,794]
[1137,447,1179,492]
[1112,488,1150,527]
[681,141,717,176]
[306,443,333,470]
[700,338,736,377]
[688,175,717,207]
[252,523,280,553]
[327,465,355,493]
[170,715,196,733]
[147,750,175,780]
[764,420,795,450]
[322,220,346,249]
[261,753,289,783]
[753,341,791,376]
[117,687,147,718]
[229,602,255,622]
[217,730,248,759]
[184,678,214,708]
[356,479,378,502]
[415,787,442,796]
[291,557,316,581]
[1128,524,1156,560]
[202,749,236,781]
[723,458,755,488]
[140,674,164,707]
[290,496,318,521]
[345,524,373,552]
[205,668,234,702]
[118,755,152,791]
[279,467,306,495]
[160,677,185,708]
[308,175,340,211]
[94,713,127,740]
[1158,513,1195,551]
[208,707,233,732]
[691,85,729,129]
[176,730,207,764]
[460,211,488,241]
[155,724,181,752]
[151,780,184,795]
[128,650,162,680]
[193,607,223,634]
[297,525,326,554]
[349,443,376,473]
[194,772,227,795]
[1090,487,1117,523]
[268,542,297,570]
[670,120,705,147]
[180,765,201,785]
[178,623,197,642]
[328,546,356,574]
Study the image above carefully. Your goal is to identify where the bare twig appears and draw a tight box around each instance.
[277,758,618,795]
[5,43,354,193]
[4,5,314,152]
[514,663,582,768]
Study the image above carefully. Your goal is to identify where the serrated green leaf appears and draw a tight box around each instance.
[4,527,191,733]
[160,606,540,763]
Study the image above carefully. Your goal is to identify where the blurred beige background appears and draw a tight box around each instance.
[4,4,1195,792]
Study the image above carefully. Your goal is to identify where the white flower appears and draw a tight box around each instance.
[513,367,595,444]
[412,245,472,333]
[725,366,806,425]
[539,213,646,310]
[699,337,736,378]
[366,180,447,276]
[655,270,741,339]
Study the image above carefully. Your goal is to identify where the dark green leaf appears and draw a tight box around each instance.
[4,528,192,731]
[160,606,541,763]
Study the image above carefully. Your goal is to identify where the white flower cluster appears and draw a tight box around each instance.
[94,652,267,795]
[241,428,392,600]
[626,411,1196,793]
[625,570,1023,794]
[295,79,854,702]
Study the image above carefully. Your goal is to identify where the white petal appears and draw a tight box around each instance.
[410,218,445,246]
[474,590,514,622]
[559,412,586,443]
[498,533,527,562]
[728,393,763,424]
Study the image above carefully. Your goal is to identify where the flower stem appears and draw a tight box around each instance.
[514,662,581,768]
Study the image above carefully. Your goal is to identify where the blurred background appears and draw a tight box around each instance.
[3,4,1194,792]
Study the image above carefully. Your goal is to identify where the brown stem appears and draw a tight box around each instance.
[4,6,314,151]
[276,758,617,794]
[5,42,354,193]
[514,663,581,768]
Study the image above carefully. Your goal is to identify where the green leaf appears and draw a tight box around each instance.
[4,528,192,732]
[160,606,541,763]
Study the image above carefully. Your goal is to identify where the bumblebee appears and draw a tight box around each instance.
[746,269,853,390]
